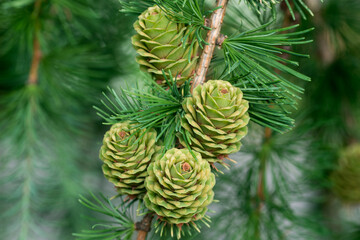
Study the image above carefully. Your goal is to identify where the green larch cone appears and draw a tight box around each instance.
[132,5,199,86]
[331,144,360,204]
[144,148,215,226]
[99,122,158,197]
[180,80,250,165]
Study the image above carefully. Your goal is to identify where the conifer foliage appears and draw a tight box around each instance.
[2,0,360,240]
[0,0,132,239]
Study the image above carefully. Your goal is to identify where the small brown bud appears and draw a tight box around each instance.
[220,88,229,94]
[182,162,191,172]
[118,131,127,139]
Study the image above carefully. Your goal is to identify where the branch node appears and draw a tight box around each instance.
[204,18,211,28]
[216,34,227,48]
[135,213,154,240]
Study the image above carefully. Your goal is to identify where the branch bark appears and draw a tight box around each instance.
[135,213,154,240]
[28,37,42,85]
[191,0,229,92]
[27,0,43,85]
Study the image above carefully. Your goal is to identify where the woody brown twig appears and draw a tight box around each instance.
[27,0,43,85]
[191,0,229,92]
[28,37,42,85]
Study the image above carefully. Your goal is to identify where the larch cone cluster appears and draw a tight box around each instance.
[98,5,251,239]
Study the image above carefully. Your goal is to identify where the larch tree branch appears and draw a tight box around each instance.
[191,0,229,92]
[135,2,229,236]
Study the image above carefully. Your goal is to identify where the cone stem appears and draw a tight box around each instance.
[135,213,154,240]
[191,0,229,92]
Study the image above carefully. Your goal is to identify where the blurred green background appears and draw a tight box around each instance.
[0,0,359,239]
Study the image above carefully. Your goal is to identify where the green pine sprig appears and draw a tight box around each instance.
[119,0,156,15]
[220,23,313,132]
[242,0,323,20]
[204,128,327,240]
[73,193,136,240]
[94,73,190,151]
[244,0,281,14]
[154,0,211,47]
[0,1,130,239]
[283,0,322,20]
